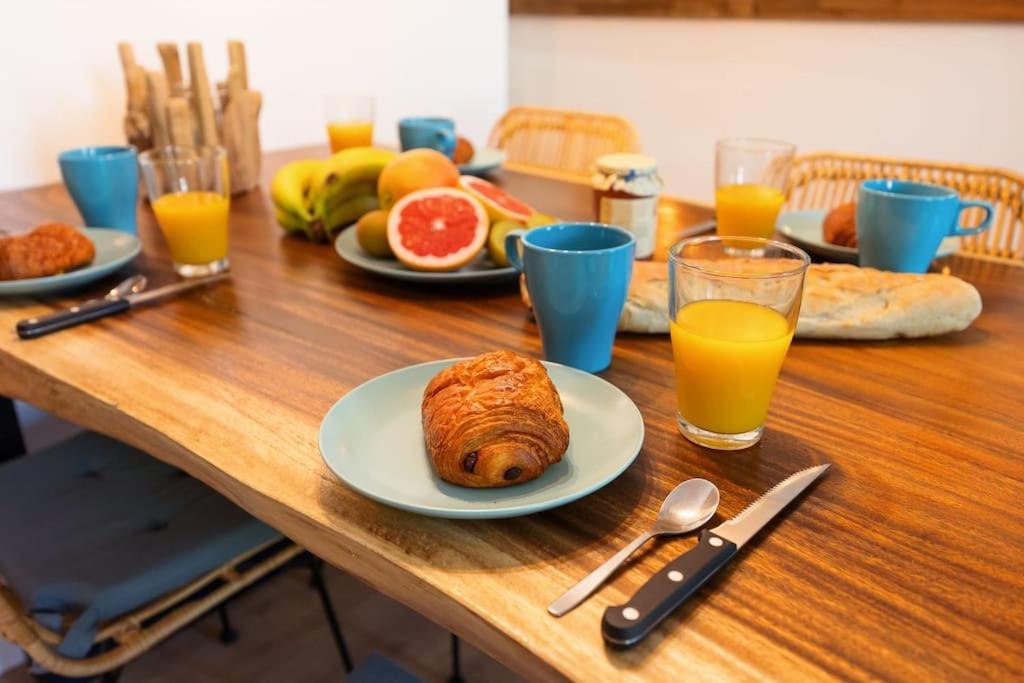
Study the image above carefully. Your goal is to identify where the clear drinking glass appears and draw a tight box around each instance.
[715,138,795,239]
[669,236,810,450]
[323,94,375,152]
[138,145,230,277]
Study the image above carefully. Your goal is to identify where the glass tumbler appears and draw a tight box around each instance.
[715,138,795,239]
[669,236,810,450]
[323,94,375,152]
[139,145,230,278]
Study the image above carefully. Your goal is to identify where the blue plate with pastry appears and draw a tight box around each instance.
[318,351,645,519]
[0,223,141,296]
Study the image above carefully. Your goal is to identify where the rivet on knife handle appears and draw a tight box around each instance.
[601,529,737,648]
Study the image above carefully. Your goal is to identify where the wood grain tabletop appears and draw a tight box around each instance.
[0,147,1021,681]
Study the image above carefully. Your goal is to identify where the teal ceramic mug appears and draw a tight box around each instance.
[58,146,139,233]
[398,117,456,157]
[506,223,634,373]
[857,179,993,273]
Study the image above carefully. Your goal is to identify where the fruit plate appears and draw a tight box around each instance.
[0,228,141,297]
[776,209,957,264]
[335,227,517,284]
[458,147,505,177]
[319,358,645,519]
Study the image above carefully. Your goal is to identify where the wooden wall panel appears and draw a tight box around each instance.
[510,0,1024,22]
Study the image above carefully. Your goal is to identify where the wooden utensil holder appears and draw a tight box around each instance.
[118,40,262,195]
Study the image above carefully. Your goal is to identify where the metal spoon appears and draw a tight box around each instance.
[107,274,148,300]
[548,478,720,617]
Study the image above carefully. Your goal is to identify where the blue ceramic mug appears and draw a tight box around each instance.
[398,117,456,157]
[58,146,139,233]
[857,179,993,273]
[506,223,635,373]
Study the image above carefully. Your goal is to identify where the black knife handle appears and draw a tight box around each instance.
[16,298,131,339]
[602,529,738,648]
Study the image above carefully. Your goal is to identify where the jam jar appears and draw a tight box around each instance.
[592,154,663,259]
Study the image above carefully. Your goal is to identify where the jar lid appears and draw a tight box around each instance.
[595,153,658,175]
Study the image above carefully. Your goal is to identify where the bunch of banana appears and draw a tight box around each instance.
[270,147,395,243]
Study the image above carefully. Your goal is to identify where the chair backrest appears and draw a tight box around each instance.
[488,106,641,180]
[786,152,1024,262]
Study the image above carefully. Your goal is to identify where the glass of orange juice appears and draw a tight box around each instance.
[323,94,375,152]
[139,146,230,277]
[669,236,809,450]
[715,138,795,239]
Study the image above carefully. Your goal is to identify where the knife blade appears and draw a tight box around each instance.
[16,272,228,340]
[601,464,830,648]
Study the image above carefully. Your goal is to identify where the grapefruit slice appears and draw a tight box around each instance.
[458,176,535,223]
[387,187,489,272]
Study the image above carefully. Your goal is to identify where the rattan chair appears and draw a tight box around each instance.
[0,431,353,680]
[487,105,640,181]
[786,152,1024,262]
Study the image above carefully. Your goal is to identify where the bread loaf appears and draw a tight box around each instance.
[522,261,982,340]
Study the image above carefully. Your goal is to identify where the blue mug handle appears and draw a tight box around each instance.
[436,128,456,157]
[505,229,526,271]
[952,200,994,237]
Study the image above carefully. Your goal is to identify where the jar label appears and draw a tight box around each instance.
[599,196,657,258]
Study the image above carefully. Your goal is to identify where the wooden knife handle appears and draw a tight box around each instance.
[166,97,194,147]
[157,42,184,94]
[187,42,219,147]
[601,530,738,648]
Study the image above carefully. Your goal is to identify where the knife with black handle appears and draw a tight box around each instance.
[16,273,228,340]
[602,464,830,648]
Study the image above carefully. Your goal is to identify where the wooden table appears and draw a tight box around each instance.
[1,148,1021,681]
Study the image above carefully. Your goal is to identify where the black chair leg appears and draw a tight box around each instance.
[0,397,25,464]
[101,667,123,683]
[217,604,239,644]
[448,633,465,683]
[308,556,354,673]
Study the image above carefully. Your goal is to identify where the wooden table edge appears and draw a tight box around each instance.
[0,351,570,683]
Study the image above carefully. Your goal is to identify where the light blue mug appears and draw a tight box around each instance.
[857,179,993,273]
[398,117,456,157]
[58,146,139,234]
[506,223,635,373]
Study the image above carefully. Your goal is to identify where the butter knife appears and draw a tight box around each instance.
[16,272,228,339]
[602,464,831,648]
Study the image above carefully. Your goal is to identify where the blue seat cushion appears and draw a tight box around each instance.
[348,653,421,683]
[0,431,281,658]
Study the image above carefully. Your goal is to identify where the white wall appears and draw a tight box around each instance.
[510,16,1024,203]
[0,0,508,191]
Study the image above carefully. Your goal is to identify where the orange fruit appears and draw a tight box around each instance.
[377,149,460,210]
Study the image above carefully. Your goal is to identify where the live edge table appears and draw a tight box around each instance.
[1,148,1021,682]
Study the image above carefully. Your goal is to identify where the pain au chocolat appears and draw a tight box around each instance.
[421,351,570,488]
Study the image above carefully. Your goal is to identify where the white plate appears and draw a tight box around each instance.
[0,228,141,296]
[777,210,957,263]
[334,226,517,284]
[318,358,645,519]
[458,147,505,176]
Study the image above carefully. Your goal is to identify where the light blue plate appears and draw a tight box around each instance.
[335,226,517,284]
[319,358,645,519]
[777,209,956,264]
[0,228,141,296]
[458,147,505,177]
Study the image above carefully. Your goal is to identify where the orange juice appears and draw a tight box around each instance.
[151,191,229,265]
[670,299,793,434]
[715,183,785,239]
[327,121,373,152]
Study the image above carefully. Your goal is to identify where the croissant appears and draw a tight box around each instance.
[421,351,570,488]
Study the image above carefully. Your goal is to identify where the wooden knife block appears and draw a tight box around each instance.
[118,40,262,195]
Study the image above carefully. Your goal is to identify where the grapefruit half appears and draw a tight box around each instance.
[458,176,535,223]
[387,188,489,272]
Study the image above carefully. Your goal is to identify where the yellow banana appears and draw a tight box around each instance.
[270,159,324,222]
[309,147,395,222]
